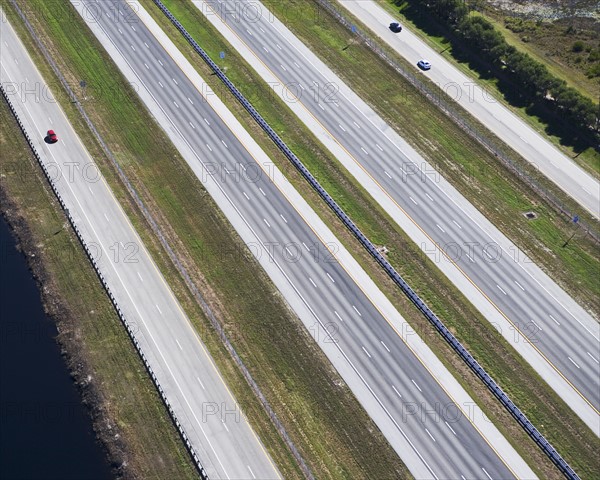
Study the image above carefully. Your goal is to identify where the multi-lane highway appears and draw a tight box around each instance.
[193,0,600,427]
[339,0,600,218]
[71,0,536,477]
[0,12,280,480]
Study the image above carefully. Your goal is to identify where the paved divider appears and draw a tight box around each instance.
[151,1,580,478]
[1,75,209,480]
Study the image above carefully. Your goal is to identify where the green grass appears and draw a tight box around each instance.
[376,0,600,177]
[6,0,411,478]
[141,0,599,477]
[0,93,198,480]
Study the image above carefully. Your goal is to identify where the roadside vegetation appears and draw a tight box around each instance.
[384,0,600,175]
[5,1,411,478]
[142,0,598,477]
[0,96,198,480]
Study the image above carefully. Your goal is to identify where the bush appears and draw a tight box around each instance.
[572,41,585,52]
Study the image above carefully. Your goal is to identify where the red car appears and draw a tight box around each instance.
[47,129,58,143]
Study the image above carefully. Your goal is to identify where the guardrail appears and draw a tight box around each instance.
[151,1,581,478]
[316,0,599,243]
[7,2,312,478]
[0,82,209,480]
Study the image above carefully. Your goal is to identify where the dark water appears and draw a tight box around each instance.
[0,215,112,480]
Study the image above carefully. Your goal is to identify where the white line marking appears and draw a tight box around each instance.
[409,196,418,205]
[334,311,343,322]
[326,273,335,283]
[247,466,256,479]
[381,341,390,352]
[263,218,271,228]
[118,28,123,34]
[353,121,361,129]
[362,346,372,358]
[206,144,212,152]
[103,213,110,222]
[130,25,136,32]
[425,428,436,442]
[144,42,149,48]
[352,305,362,317]
[497,285,507,295]
[222,420,229,432]
[293,61,300,68]
[137,272,143,282]
[158,81,164,88]
[392,385,402,398]
[158,59,164,66]
[514,280,525,291]
[189,121,195,129]
[173,101,179,109]
[175,339,183,351]
[204,118,210,125]
[155,304,162,314]
[482,467,493,480]
[360,146,369,155]
[309,277,317,288]
[144,63,149,69]
[172,78,178,85]
[188,97,194,105]
[130,44,135,51]
[549,314,560,326]
[425,193,434,201]
[587,352,599,364]
[196,377,206,390]
[298,83,304,90]
[262,46,269,53]
[239,164,246,171]
[221,139,228,148]
[281,64,287,72]
[436,224,445,233]
[318,103,325,111]
[384,171,392,179]
[259,27,265,33]
[445,421,456,435]
[302,242,310,251]
[376,143,383,152]
[280,214,288,224]
[453,220,462,229]
[411,379,422,392]
[484,249,494,259]
[568,357,581,369]
[259,187,266,196]
[531,319,542,331]
[276,43,282,50]
[466,253,474,262]
[242,191,250,200]
[246,28,253,36]
[339,124,346,132]
[88,186,94,195]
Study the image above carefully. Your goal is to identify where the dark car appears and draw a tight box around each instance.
[389,22,402,33]
[47,129,58,143]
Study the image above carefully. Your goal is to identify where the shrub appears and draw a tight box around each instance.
[572,41,585,52]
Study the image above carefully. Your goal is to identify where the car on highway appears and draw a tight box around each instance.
[417,59,431,71]
[47,129,58,143]
[389,22,402,33]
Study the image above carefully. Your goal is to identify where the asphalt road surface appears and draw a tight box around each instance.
[340,0,600,219]
[0,13,280,480]
[70,0,535,477]
[194,0,600,423]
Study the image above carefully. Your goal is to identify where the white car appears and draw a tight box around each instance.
[417,59,432,71]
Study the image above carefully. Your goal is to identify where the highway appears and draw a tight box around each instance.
[71,0,536,478]
[339,0,600,219]
[0,12,280,480]
[193,0,600,426]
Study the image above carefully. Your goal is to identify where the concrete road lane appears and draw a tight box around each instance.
[339,0,600,218]
[70,0,536,478]
[193,0,600,428]
[0,13,280,480]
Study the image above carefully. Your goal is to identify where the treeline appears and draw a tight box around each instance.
[404,0,599,144]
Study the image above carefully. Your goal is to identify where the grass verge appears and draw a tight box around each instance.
[139,0,598,477]
[5,0,412,478]
[376,0,600,176]
[0,90,198,479]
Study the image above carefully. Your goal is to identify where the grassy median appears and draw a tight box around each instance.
[0,94,198,479]
[139,0,598,477]
[375,0,600,177]
[5,0,413,478]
